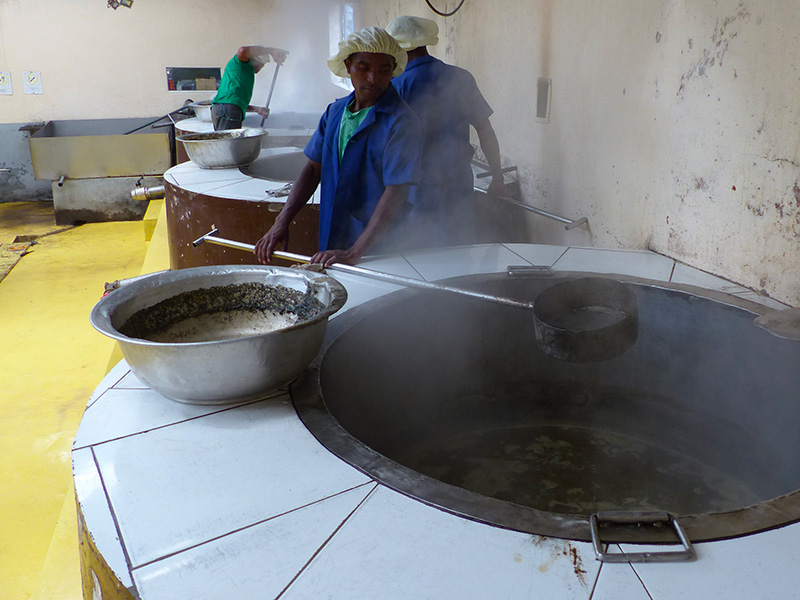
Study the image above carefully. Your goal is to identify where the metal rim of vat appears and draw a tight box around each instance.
[291,271,800,546]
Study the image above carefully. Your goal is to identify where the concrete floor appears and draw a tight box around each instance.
[0,201,165,600]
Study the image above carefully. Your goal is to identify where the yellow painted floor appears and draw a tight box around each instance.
[0,201,168,600]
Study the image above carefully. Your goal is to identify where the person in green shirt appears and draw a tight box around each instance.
[211,45,287,130]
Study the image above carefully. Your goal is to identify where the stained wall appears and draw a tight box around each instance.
[363,0,799,304]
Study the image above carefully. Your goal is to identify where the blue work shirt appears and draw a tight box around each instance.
[304,85,422,251]
[392,55,493,209]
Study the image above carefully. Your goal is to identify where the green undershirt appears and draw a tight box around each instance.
[338,101,373,163]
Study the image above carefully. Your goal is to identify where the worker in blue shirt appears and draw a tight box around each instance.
[255,27,422,267]
[386,16,506,247]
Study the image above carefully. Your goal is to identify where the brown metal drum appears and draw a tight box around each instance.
[164,181,319,270]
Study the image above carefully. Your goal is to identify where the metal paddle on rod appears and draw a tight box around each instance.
[191,227,641,363]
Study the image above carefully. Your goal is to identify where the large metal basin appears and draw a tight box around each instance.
[177,128,267,169]
[293,272,800,544]
[191,101,213,122]
[91,266,347,404]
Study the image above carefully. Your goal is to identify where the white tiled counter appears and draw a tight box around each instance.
[73,244,799,600]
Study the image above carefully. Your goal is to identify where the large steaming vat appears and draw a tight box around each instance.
[294,272,800,545]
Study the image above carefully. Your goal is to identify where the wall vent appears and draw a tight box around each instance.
[536,77,552,123]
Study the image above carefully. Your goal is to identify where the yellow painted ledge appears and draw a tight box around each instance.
[105,199,171,374]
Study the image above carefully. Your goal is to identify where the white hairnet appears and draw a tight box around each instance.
[386,16,439,50]
[327,26,407,78]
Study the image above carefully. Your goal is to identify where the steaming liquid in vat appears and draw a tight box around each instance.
[397,422,761,516]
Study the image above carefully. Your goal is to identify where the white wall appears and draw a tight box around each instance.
[1,0,797,303]
[0,0,342,122]
[363,0,800,304]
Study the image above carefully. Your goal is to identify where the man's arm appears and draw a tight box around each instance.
[236,46,288,66]
[474,119,507,197]
[312,184,409,267]
[254,159,321,263]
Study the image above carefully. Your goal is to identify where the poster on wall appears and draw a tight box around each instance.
[0,72,11,95]
[23,71,42,95]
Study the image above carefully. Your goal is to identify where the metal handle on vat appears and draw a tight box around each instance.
[589,511,696,563]
[474,187,589,230]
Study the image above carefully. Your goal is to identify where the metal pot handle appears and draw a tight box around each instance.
[590,511,696,563]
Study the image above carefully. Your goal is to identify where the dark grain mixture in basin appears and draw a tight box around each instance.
[119,282,325,343]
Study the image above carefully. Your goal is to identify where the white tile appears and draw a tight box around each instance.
[205,178,279,201]
[134,484,376,600]
[503,243,569,267]
[670,263,750,295]
[729,290,792,311]
[85,361,132,409]
[282,486,600,600]
[553,247,675,281]
[590,556,653,600]
[74,387,273,448]
[329,272,405,314]
[357,253,425,279]
[326,254,424,313]
[165,163,246,188]
[669,264,792,310]
[182,177,252,196]
[73,448,134,590]
[403,244,530,282]
[93,396,371,567]
[114,368,149,389]
[622,525,800,600]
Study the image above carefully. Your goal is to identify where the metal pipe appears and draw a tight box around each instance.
[124,102,193,135]
[131,185,166,201]
[192,228,533,311]
[474,187,588,230]
[0,168,11,174]
[260,63,281,127]
[57,175,66,187]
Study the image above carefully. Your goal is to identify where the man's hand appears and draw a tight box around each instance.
[253,106,270,120]
[487,175,507,198]
[254,223,289,264]
[311,248,360,268]
[269,48,289,65]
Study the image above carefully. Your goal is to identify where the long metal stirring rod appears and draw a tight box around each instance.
[260,63,281,127]
[192,228,533,310]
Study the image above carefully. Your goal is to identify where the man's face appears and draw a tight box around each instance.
[345,52,396,107]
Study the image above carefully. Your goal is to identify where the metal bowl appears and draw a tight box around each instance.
[191,101,213,122]
[90,265,347,404]
[177,128,267,169]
